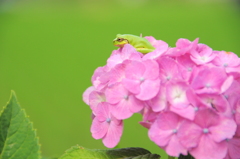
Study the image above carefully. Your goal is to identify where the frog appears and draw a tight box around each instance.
[113,34,155,54]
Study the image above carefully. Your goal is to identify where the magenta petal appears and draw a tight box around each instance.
[90,118,108,139]
[190,135,227,159]
[136,79,160,100]
[102,121,123,148]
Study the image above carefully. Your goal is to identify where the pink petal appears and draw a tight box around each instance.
[226,137,240,159]
[170,104,195,120]
[148,86,167,112]
[167,82,189,108]
[105,83,128,104]
[142,60,159,79]
[122,78,141,94]
[178,120,202,148]
[90,118,108,139]
[221,75,234,93]
[125,60,145,80]
[148,120,173,147]
[83,86,95,105]
[102,120,123,148]
[190,135,227,159]
[136,79,160,100]
[210,118,236,142]
[165,135,188,157]
[110,99,135,120]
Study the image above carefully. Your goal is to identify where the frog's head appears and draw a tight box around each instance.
[113,34,129,47]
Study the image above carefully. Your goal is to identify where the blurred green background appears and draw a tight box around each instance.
[0,0,240,158]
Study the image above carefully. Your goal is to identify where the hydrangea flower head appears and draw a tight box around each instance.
[83,34,240,158]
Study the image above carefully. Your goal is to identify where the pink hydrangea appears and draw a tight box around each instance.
[83,35,240,158]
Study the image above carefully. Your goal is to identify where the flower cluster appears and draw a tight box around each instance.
[83,36,240,159]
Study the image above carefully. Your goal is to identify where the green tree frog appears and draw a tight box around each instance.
[113,34,155,54]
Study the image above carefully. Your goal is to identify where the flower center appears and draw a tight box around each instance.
[106,118,111,123]
[188,67,192,72]
[203,128,209,134]
[201,56,206,61]
[223,63,228,67]
[194,107,199,111]
[123,95,129,100]
[172,129,177,134]
[139,77,145,82]
[224,94,229,99]
[166,76,171,81]
[205,83,211,88]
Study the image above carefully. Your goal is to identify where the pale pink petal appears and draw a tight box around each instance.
[89,91,105,111]
[167,82,189,108]
[82,86,95,105]
[221,75,234,93]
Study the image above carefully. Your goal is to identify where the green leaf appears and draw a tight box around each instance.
[0,91,41,159]
[59,145,161,159]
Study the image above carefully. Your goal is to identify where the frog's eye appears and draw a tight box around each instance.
[117,38,124,42]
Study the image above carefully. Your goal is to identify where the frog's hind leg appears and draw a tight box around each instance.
[136,48,155,54]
